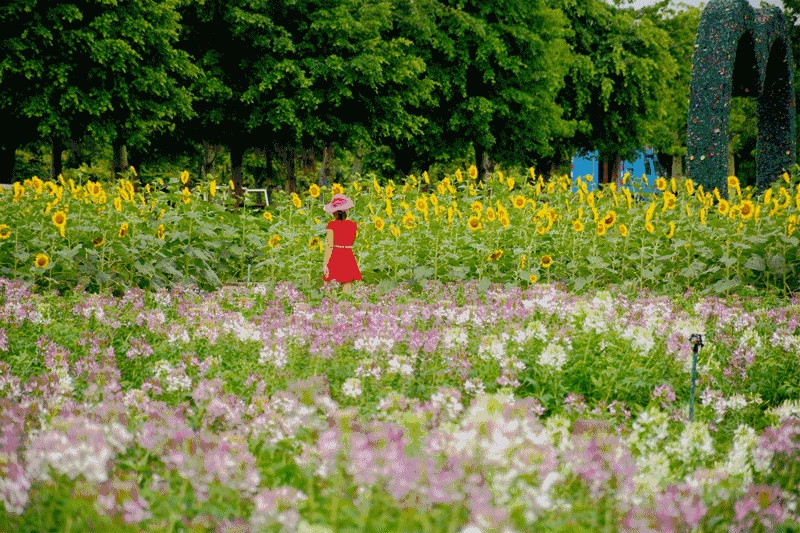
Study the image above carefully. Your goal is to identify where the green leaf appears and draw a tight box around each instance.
[743,254,765,271]
[712,278,739,293]
[478,277,491,293]
[413,266,435,279]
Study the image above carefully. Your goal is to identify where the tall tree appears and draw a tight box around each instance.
[0,0,198,181]
[389,0,576,176]
[553,0,678,181]
[237,0,435,184]
[636,1,701,178]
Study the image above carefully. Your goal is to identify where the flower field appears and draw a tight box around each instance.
[0,167,800,531]
[0,279,798,531]
[1,166,799,295]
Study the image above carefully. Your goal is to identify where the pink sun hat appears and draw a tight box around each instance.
[323,194,355,214]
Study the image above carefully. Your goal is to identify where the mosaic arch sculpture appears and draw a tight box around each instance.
[686,0,795,191]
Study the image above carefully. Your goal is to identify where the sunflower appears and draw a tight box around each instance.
[603,210,616,227]
[727,175,740,190]
[662,192,677,211]
[529,274,538,283]
[374,217,385,231]
[656,177,667,192]
[263,211,273,222]
[684,179,695,196]
[268,235,281,247]
[499,214,510,228]
[331,183,344,195]
[486,207,496,221]
[180,170,190,184]
[34,253,49,269]
[536,226,548,235]
[118,222,129,238]
[429,194,438,207]
[209,180,217,198]
[390,225,400,238]
[470,201,483,213]
[415,197,427,212]
[468,165,479,179]
[572,219,584,232]
[665,221,676,239]
[181,187,191,204]
[467,216,482,231]
[291,193,302,209]
[157,224,165,240]
[645,222,655,233]
[541,255,553,268]
[51,211,67,228]
[402,211,416,228]
[309,236,321,249]
[487,249,503,261]
[455,169,464,182]
[618,224,628,237]
[519,255,527,269]
[596,223,606,236]
[92,236,104,247]
[512,195,526,209]
[0,225,11,239]
[739,200,756,219]
[31,176,44,195]
[423,171,430,184]
[718,198,730,215]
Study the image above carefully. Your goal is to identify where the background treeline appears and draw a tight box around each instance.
[0,0,791,190]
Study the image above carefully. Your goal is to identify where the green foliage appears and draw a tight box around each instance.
[0,0,198,149]
[555,0,679,163]
[0,0,703,183]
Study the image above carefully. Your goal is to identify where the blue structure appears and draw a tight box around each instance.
[571,148,662,194]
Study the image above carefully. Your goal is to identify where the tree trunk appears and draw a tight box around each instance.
[65,139,81,170]
[475,145,494,180]
[0,146,15,185]
[601,159,610,184]
[352,141,363,176]
[230,143,245,199]
[50,136,64,181]
[672,155,683,179]
[263,148,275,191]
[111,140,127,179]
[613,154,621,185]
[318,143,334,187]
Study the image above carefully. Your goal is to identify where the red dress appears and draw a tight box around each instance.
[323,220,362,283]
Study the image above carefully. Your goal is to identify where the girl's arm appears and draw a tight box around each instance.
[323,229,334,274]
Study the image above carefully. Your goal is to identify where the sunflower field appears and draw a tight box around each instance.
[2,165,800,296]
[1,167,800,532]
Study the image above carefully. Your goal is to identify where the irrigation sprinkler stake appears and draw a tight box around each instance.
[689,334,704,422]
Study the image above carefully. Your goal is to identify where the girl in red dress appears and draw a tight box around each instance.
[322,194,362,293]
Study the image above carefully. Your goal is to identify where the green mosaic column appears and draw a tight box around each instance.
[754,6,796,187]
[686,0,795,191]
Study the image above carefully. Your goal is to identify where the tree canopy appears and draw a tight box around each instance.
[0,0,720,185]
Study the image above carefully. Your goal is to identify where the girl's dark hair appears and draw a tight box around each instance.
[334,210,348,220]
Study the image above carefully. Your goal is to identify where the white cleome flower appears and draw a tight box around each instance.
[341,378,362,398]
